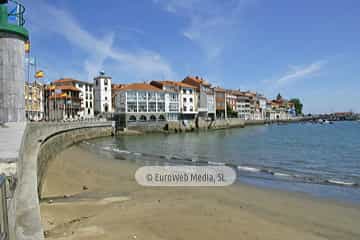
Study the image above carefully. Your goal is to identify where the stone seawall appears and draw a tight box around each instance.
[123,118,306,133]
[13,122,112,240]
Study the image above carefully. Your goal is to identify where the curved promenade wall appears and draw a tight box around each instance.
[13,122,112,240]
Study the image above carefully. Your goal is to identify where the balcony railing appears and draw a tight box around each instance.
[7,0,25,27]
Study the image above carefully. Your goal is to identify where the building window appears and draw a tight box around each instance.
[149,102,156,112]
[105,87,107,92]
[139,102,147,112]
[158,102,165,112]
[183,89,186,94]
[90,102,92,108]
[190,106,193,112]
[86,102,88,108]
[127,102,137,112]
[150,115,156,121]
[139,92,147,101]
[183,106,187,112]
[169,103,178,112]
[148,92,156,101]
[189,89,193,94]
[170,93,178,101]
[183,98,186,103]
[104,79,108,85]
[158,115,166,121]
[105,97,108,100]
[158,93,165,102]
[95,80,98,86]
[140,115,147,122]
[127,91,137,101]
[190,98,193,103]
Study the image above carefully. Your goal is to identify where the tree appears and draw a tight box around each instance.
[226,104,237,118]
[289,98,303,115]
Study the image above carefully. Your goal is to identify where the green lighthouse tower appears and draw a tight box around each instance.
[0,0,29,123]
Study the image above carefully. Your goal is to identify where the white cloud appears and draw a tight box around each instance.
[154,0,252,59]
[27,0,175,81]
[275,60,327,86]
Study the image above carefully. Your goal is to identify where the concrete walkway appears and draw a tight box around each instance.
[0,122,26,178]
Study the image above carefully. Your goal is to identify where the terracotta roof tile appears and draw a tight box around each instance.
[58,85,81,91]
[118,83,163,91]
[151,80,197,89]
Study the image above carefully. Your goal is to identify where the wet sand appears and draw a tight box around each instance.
[40,146,360,240]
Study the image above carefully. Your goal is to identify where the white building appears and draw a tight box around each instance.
[236,95,251,120]
[150,80,198,120]
[94,72,112,115]
[182,76,215,120]
[114,83,167,122]
[252,94,267,120]
[74,81,94,119]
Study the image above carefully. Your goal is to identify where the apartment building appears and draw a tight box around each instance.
[236,95,251,120]
[253,94,267,120]
[182,76,216,120]
[24,81,44,121]
[52,78,94,119]
[214,87,226,119]
[226,90,239,113]
[45,85,82,121]
[150,80,197,120]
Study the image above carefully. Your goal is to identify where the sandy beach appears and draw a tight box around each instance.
[40,145,360,240]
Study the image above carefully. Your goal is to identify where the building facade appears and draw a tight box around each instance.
[215,87,226,119]
[236,95,251,120]
[24,81,44,121]
[75,81,94,118]
[94,72,112,115]
[182,76,216,120]
[150,80,198,121]
[226,90,238,113]
[114,83,167,122]
[46,85,82,121]
[52,78,94,119]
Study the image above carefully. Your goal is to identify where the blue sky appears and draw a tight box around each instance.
[26,0,360,113]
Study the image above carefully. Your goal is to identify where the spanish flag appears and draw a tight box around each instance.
[35,70,44,79]
[25,41,30,53]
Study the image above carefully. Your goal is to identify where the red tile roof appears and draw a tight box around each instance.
[53,78,78,83]
[183,76,211,87]
[151,80,197,89]
[214,87,226,92]
[118,83,163,91]
[55,85,81,92]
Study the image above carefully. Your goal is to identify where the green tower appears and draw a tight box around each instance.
[0,0,29,123]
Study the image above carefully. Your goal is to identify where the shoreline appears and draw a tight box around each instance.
[40,145,360,240]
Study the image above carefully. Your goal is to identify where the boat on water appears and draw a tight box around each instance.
[324,120,334,124]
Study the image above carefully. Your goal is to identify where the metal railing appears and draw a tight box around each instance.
[7,0,25,26]
[0,175,9,240]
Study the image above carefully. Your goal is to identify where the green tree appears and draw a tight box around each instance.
[227,104,237,118]
[289,98,303,115]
